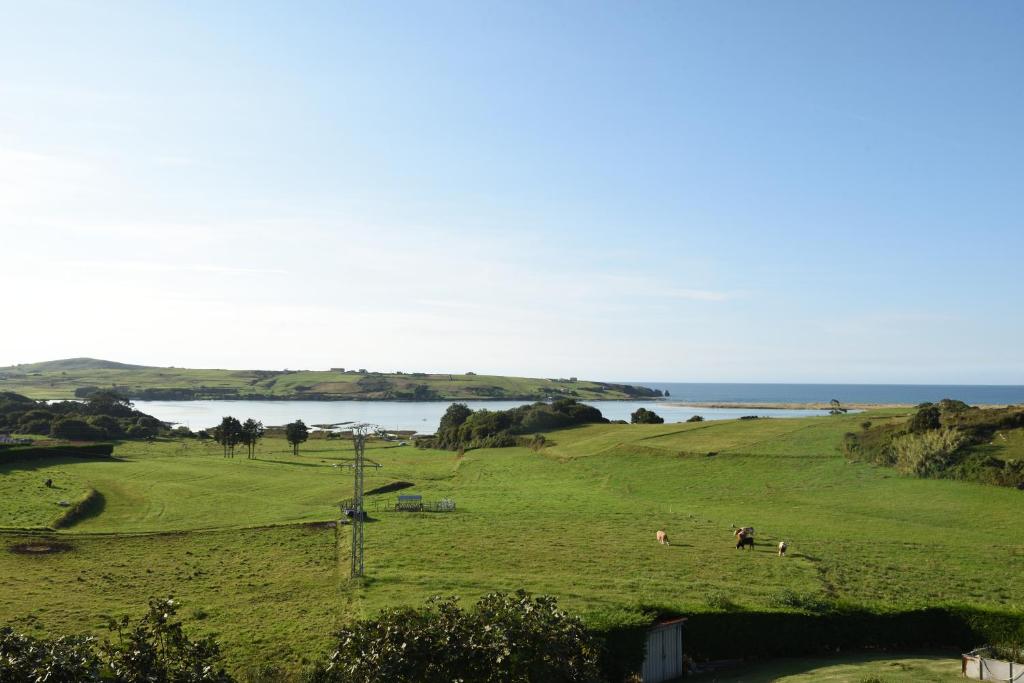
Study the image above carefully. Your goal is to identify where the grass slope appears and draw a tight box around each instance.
[1,411,1022,675]
[0,358,654,401]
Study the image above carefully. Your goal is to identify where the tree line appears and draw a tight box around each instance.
[0,391,165,441]
[207,417,310,457]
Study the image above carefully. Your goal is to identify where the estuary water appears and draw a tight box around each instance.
[134,399,833,432]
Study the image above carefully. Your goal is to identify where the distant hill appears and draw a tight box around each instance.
[1,358,149,372]
[0,359,663,402]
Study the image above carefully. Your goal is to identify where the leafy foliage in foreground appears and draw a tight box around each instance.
[843,401,1024,487]
[419,400,607,451]
[309,591,604,683]
[0,598,232,682]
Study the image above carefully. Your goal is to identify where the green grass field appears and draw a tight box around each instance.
[692,651,963,681]
[2,410,1022,676]
[0,357,655,401]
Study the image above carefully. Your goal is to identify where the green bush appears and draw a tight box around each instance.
[422,400,607,452]
[0,598,232,682]
[630,408,664,424]
[308,591,604,683]
[0,443,114,462]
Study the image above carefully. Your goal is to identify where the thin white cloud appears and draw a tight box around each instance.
[55,260,289,276]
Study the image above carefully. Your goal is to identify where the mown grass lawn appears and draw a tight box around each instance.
[692,651,963,681]
[1,410,1022,675]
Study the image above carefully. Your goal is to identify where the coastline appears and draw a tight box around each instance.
[659,401,915,410]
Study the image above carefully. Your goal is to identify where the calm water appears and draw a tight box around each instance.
[135,399,833,432]
[636,383,1024,406]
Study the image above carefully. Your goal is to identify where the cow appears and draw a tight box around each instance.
[656,529,670,545]
[778,541,788,557]
[44,479,53,488]
[736,531,754,550]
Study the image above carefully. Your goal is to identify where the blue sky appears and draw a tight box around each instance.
[2,1,1022,383]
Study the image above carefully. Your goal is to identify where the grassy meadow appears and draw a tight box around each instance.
[0,357,653,401]
[2,410,1023,675]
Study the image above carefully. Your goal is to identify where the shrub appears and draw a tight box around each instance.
[630,408,664,424]
[308,591,603,683]
[0,443,114,462]
[890,428,966,476]
[687,415,705,423]
[909,404,941,433]
[89,415,125,439]
[0,598,232,682]
[422,400,607,451]
[51,418,104,440]
[0,628,102,681]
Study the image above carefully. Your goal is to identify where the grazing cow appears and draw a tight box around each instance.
[656,529,670,545]
[736,531,754,550]
[44,479,53,488]
[778,541,788,557]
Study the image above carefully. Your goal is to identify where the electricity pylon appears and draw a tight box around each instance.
[340,424,382,578]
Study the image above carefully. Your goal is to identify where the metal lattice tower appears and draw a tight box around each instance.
[342,424,381,578]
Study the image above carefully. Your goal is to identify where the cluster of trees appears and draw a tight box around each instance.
[0,391,165,441]
[1,592,605,682]
[421,399,607,451]
[843,400,1024,487]
[202,418,310,456]
[630,407,664,424]
[210,417,265,458]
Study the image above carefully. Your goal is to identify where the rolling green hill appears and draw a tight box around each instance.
[0,358,661,401]
[1,410,1022,676]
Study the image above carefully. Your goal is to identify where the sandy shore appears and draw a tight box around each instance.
[659,401,916,410]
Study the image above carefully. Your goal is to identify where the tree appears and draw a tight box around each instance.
[87,390,134,417]
[285,420,309,455]
[829,399,847,415]
[687,415,704,422]
[439,403,473,432]
[630,407,664,424]
[240,419,265,459]
[212,416,243,457]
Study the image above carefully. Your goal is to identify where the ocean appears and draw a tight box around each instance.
[635,382,1024,406]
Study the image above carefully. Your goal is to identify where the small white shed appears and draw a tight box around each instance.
[641,617,687,682]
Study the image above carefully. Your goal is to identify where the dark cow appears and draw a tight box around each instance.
[736,531,754,550]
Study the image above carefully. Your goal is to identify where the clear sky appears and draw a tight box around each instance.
[2,1,1022,383]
